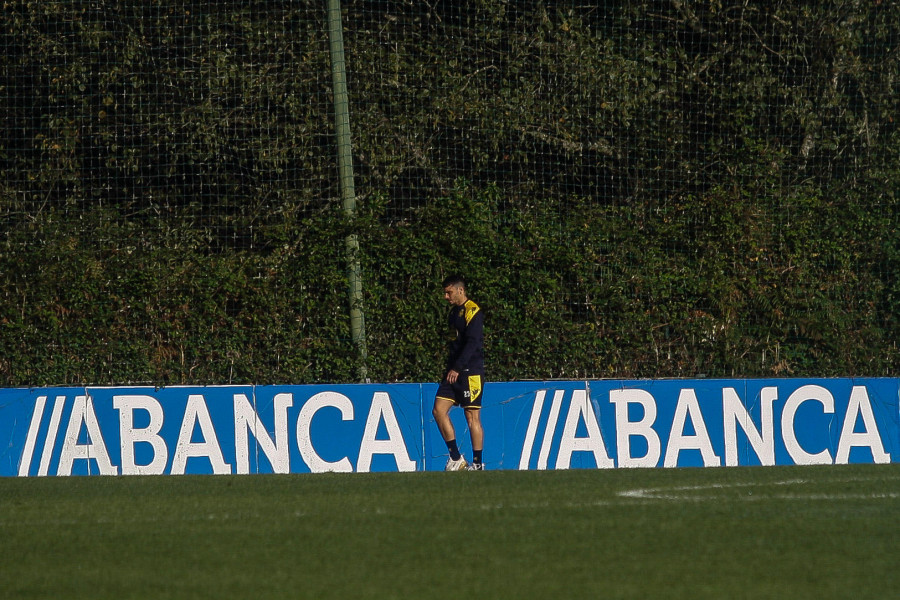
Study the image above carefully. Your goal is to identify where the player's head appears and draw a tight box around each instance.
[442,274,467,290]
[442,274,468,305]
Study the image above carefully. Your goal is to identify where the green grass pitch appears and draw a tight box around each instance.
[1,464,897,599]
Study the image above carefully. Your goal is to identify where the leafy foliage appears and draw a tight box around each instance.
[1,1,898,384]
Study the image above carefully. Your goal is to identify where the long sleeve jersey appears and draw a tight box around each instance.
[446,299,485,375]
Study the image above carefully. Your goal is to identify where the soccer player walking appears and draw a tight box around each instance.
[433,274,486,471]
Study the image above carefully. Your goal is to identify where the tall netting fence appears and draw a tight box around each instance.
[2,1,898,385]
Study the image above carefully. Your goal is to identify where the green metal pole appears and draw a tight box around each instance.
[326,0,367,381]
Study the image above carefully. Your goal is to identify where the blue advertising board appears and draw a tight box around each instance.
[1,379,897,476]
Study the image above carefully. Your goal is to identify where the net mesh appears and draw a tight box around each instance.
[1,1,898,385]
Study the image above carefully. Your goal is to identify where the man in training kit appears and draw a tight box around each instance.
[433,274,485,471]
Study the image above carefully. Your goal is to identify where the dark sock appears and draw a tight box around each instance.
[473,449,483,464]
[446,439,461,461]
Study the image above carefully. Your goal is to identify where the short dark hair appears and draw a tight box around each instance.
[442,274,466,289]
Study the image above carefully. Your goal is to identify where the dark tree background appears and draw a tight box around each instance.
[1,1,898,385]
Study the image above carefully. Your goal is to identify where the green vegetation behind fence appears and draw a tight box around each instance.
[1,1,898,385]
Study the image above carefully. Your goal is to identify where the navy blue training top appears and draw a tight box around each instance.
[446,299,485,375]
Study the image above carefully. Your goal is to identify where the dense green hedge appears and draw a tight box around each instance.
[1,1,898,385]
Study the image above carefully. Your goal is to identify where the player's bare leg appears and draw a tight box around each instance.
[464,407,483,451]
[432,397,456,442]
[464,407,484,469]
[433,397,467,470]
